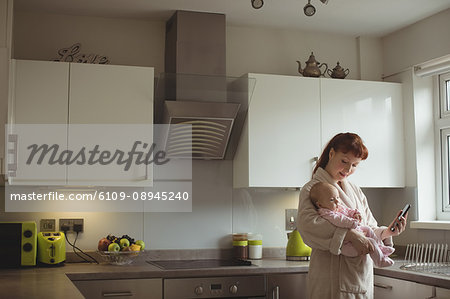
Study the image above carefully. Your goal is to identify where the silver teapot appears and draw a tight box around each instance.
[327,62,349,79]
[297,52,328,77]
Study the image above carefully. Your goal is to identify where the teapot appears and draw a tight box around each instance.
[297,52,328,77]
[327,62,350,79]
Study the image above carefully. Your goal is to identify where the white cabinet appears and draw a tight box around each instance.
[374,275,433,299]
[8,59,154,186]
[67,63,154,186]
[266,273,308,298]
[233,74,321,188]
[321,79,404,187]
[8,60,69,185]
[72,278,162,299]
[0,0,13,179]
[233,74,404,188]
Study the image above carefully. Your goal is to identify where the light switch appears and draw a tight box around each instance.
[285,209,298,230]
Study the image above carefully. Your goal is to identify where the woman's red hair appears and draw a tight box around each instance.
[313,133,368,174]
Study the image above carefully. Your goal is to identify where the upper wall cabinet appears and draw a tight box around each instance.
[8,60,154,186]
[233,74,404,188]
[233,74,321,188]
[321,78,404,187]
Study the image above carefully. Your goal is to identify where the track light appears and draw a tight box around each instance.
[304,0,329,16]
[304,0,316,16]
[251,0,264,9]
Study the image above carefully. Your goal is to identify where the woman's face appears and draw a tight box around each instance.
[325,148,361,181]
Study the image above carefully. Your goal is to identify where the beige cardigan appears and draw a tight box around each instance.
[297,168,391,299]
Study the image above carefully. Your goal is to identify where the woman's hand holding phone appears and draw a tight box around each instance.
[384,204,410,238]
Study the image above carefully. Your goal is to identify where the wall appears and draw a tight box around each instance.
[13,11,379,80]
[380,8,450,244]
[382,8,450,76]
[13,12,165,74]
[3,10,385,251]
[6,8,446,251]
[226,25,362,79]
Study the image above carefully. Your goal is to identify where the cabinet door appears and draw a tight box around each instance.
[67,63,154,186]
[321,78,405,187]
[8,60,69,185]
[267,273,308,298]
[72,278,162,299]
[436,287,450,298]
[234,74,321,188]
[374,275,433,299]
[0,48,8,176]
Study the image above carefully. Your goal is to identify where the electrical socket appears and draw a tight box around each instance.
[40,219,56,232]
[59,218,84,233]
[285,209,298,230]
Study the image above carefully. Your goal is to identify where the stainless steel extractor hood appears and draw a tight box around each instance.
[154,10,255,160]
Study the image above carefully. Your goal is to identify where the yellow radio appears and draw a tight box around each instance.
[0,221,37,267]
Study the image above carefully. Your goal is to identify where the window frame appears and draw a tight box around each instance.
[437,71,450,216]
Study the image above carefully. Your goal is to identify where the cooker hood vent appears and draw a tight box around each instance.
[155,11,255,160]
[163,101,240,159]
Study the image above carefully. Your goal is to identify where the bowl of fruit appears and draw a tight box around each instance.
[97,234,145,265]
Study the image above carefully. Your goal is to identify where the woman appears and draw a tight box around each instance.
[297,133,407,299]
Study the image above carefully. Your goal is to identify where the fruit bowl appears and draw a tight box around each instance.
[97,250,143,265]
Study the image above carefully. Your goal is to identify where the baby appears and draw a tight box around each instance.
[309,182,394,267]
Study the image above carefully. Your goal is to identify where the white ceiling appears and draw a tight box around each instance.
[14,0,450,37]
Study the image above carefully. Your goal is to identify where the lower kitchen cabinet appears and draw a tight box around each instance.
[71,278,162,299]
[374,275,433,299]
[436,286,450,298]
[266,273,308,299]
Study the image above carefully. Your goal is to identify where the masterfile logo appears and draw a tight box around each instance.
[4,124,193,213]
[26,141,170,170]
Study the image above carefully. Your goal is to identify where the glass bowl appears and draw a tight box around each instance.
[97,250,142,265]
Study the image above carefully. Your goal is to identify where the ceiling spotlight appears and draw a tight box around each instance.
[319,0,329,4]
[304,0,316,16]
[251,0,264,9]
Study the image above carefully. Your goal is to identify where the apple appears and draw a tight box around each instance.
[129,244,141,251]
[108,242,120,252]
[135,240,145,251]
[119,238,130,249]
[98,238,111,251]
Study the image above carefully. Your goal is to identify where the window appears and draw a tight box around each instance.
[438,71,450,213]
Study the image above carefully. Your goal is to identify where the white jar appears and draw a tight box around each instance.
[248,239,262,259]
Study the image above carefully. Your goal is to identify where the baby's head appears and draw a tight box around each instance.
[310,182,340,211]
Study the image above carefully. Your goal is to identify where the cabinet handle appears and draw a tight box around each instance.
[272,286,280,299]
[102,292,134,297]
[374,283,393,290]
[7,134,18,177]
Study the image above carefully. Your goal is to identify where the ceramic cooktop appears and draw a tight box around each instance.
[147,259,252,270]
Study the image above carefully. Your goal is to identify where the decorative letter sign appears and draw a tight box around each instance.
[54,43,110,64]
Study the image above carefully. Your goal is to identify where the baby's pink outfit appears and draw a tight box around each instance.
[318,205,395,267]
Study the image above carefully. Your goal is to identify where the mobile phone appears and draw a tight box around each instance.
[390,204,411,232]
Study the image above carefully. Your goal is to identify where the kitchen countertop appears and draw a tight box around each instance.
[0,258,309,299]
[1,258,449,298]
